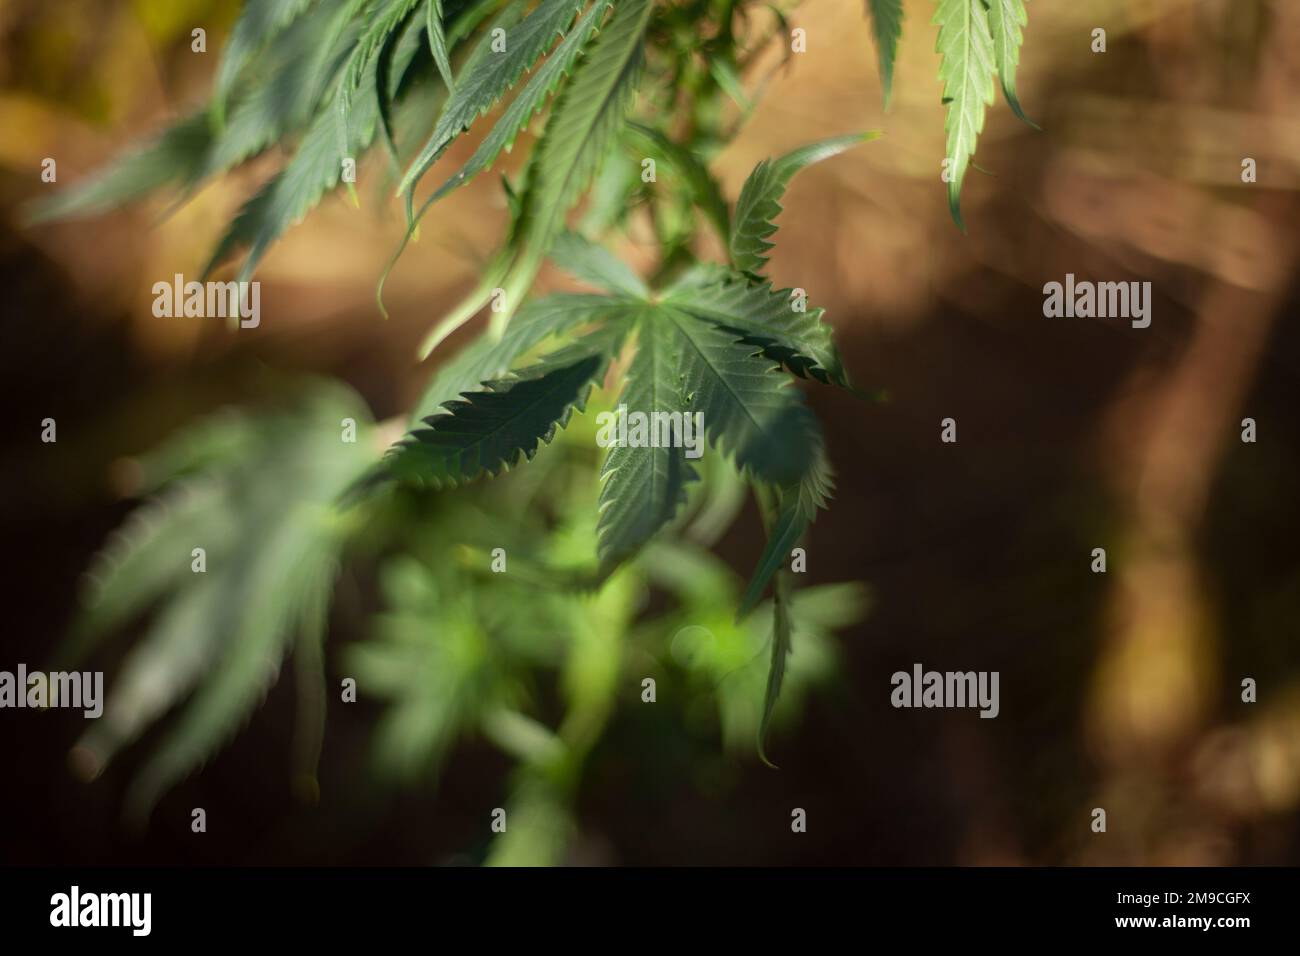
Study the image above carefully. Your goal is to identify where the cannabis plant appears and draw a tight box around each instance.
[35,0,1036,861]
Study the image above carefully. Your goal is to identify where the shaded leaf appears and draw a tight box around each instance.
[381,328,625,489]
[625,121,729,244]
[758,567,793,766]
[738,442,833,616]
[411,292,641,421]
[663,265,848,386]
[659,306,821,487]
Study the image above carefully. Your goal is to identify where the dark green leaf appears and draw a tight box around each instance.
[381,328,625,489]
[596,312,699,572]
[663,265,848,386]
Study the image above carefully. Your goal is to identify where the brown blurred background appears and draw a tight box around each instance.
[1,0,1298,864]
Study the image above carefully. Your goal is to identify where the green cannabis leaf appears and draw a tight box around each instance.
[985,0,1036,126]
[866,0,905,109]
[596,314,699,573]
[212,0,318,128]
[380,327,625,489]
[933,0,996,231]
[66,383,375,821]
[398,0,588,202]
[492,0,651,332]
[730,132,879,277]
[859,0,1038,228]
[43,0,897,845]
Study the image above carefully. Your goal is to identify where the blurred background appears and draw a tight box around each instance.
[1,0,1298,865]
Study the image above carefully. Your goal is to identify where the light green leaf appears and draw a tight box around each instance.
[125,524,343,819]
[730,131,877,275]
[349,558,509,781]
[59,383,375,819]
[60,480,236,667]
[865,0,904,109]
[985,0,1037,127]
[933,0,996,230]
[72,576,228,780]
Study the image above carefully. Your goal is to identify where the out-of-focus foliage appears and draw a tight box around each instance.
[35,6,882,859]
[61,381,376,822]
[39,4,870,729]
[64,375,864,864]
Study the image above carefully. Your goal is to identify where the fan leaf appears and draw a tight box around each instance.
[933,0,996,230]
[213,0,318,127]
[658,306,820,488]
[397,0,586,200]
[549,230,648,298]
[985,0,1037,127]
[381,328,626,489]
[411,291,640,421]
[596,311,699,573]
[663,265,847,387]
[865,0,904,109]
[496,0,651,325]
[729,132,877,276]
[205,24,424,281]
[430,0,611,202]
[738,441,834,617]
